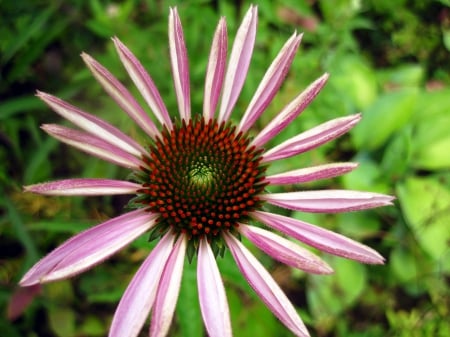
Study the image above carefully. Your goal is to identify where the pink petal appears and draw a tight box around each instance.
[224,233,310,337]
[252,73,329,148]
[112,37,172,129]
[36,91,146,156]
[262,114,361,163]
[169,7,191,121]
[197,237,232,337]
[24,178,140,196]
[20,209,157,286]
[109,232,176,337]
[218,5,258,123]
[8,285,41,320]
[150,235,187,337]
[203,18,227,121]
[252,210,385,264]
[239,224,333,274]
[238,32,303,133]
[265,162,358,185]
[41,124,144,169]
[81,52,160,138]
[261,189,394,213]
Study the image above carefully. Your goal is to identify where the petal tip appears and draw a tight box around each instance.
[19,274,39,287]
[80,52,94,65]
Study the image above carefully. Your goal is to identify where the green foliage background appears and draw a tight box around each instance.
[1,0,449,336]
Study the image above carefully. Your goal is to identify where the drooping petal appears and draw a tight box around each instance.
[24,178,141,196]
[169,7,191,120]
[7,285,41,320]
[262,114,361,163]
[197,237,232,337]
[36,91,146,157]
[252,73,329,147]
[81,52,160,138]
[224,233,310,337]
[239,224,333,274]
[238,32,303,133]
[203,17,227,121]
[41,124,144,170]
[265,162,358,185]
[218,5,258,123]
[112,37,173,129]
[252,210,385,264]
[150,235,187,337]
[109,232,175,337]
[20,209,157,286]
[261,189,394,213]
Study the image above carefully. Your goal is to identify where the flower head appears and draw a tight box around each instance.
[21,5,393,337]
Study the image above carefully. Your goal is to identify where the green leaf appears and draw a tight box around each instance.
[413,136,450,170]
[412,112,450,170]
[378,64,424,88]
[0,96,43,120]
[176,261,203,337]
[409,89,450,169]
[307,258,367,322]
[79,316,106,336]
[397,177,450,262]
[46,278,70,296]
[329,55,378,110]
[381,126,412,178]
[390,248,419,283]
[336,212,381,239]
[341,156,389,193]
[352,88,418,150]
[227,286,282,337]
[334,258,367,305]
[2,4,58,63]
[413,89,450,122]
[23,137,58,185]
[48,307,76,337]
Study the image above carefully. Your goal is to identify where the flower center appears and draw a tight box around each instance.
[189,163,214,189]
[137,117,266,254]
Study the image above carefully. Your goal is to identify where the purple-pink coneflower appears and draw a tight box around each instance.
[21,5,393,337]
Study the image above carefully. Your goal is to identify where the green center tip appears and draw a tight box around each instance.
[189,164,215,189]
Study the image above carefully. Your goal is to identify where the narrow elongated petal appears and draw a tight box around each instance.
[150,235,187,337]
[42,124,144,169]
[198,238,232,337]
[36,91,146,156]
[265,162,358,185]
[112,37,172,129]
[252,74,329,147]
[169,7,190,120]
[252,210,385,264]
[203,18,227,121]
[261,190,394,213]
[20,209,157,286]
[218,5,257,123]
[224,233,309,337]
[109,232,175,337]
[24,179,140,196]
[262,114,361,163]
[81,53,160,138]
[239,224,333,274]
[238,32,303,133]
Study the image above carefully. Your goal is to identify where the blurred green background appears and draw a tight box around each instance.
[1,0,449,336]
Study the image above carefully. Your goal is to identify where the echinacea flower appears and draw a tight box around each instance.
[21,5,393,337]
